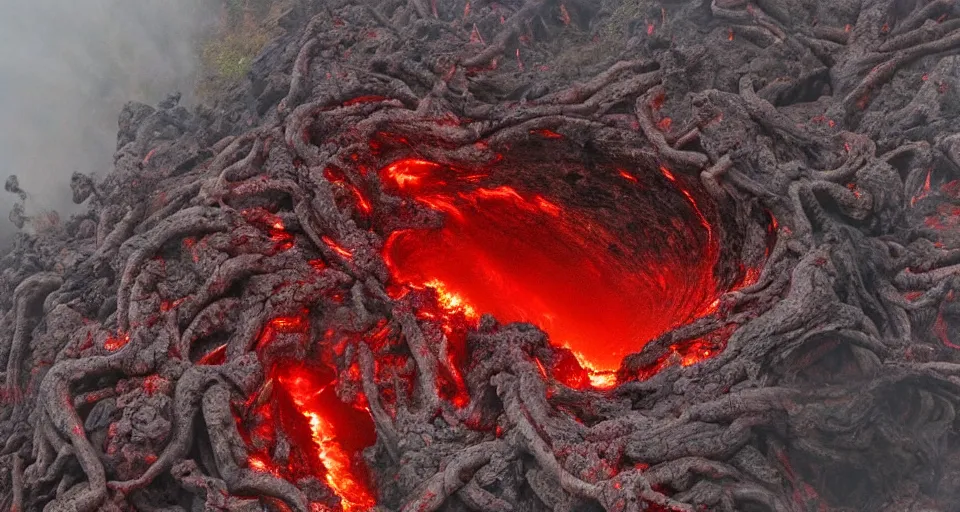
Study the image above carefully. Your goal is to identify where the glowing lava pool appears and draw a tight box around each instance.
[379,155,725,378]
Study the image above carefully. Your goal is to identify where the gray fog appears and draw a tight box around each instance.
[0,0,218,241]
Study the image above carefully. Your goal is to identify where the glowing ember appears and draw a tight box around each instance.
[323,236,354,259]
[423,279,478,320]
[196,343,227,365]
[248,454,275,474]
[409,281,475,407]
[531,128,564,139]
[351,186,373,214]
[255,314,309,351]
[142,375,167,396]
[242,208,295,252]
[911,169,933,206]
[246,360,378,511]
[104,332,130,351]
[380,158,722,374]
[240,311,378,511]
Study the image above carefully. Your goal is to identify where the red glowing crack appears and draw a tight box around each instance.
[272,361,377,511]
[242,312,378,512]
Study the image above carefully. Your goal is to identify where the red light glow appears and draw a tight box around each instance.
[196,344,227,365]
[238,312,378,511]
[323,236,354,259]
[275,362,377,511]
[380,158,722,374]
[104,332,130,351]
[911,169,933,207]
[250,360,378,511]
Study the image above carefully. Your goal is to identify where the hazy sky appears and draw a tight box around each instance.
[0,0,217,239]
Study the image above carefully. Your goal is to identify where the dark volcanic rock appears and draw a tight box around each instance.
[1,1,960,512]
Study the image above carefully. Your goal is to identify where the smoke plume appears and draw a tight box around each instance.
[0,0,217,242]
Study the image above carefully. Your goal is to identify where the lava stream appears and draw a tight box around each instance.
[272,362,377,511]
[243,312,377,511]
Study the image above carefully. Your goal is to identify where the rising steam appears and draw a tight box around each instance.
[0,0,217,242]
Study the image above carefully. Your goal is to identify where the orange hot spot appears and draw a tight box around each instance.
[351,186,373,214]
[242,208,295,252]
[104,332,130,351]
[197,344,227,365]
[380,158,721,373]
[659,165,676,182]
[255,313,309,352]
[911,169,933,206]
[531,128,564,139]
[405,281,475,407]
[270,229,295,252]
[269,360,377,511]
[160,297,187,312]
[423,280,478,320]
[323,236,354,259]
[142,147,158,165]
[342,95,387,107]
[248,454,275,474]
[142,375,167,396]
[651,92,667,110]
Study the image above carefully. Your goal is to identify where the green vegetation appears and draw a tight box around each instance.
[197,0,290,101]
[202,30,266,81]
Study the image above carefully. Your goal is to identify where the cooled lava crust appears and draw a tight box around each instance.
[2,1,960,512]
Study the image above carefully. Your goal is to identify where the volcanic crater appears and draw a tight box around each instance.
[2,0,960,511]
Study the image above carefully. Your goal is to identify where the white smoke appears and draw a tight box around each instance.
[0,0,219,240]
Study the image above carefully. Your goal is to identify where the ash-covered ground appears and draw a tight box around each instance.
[2,0,960,511]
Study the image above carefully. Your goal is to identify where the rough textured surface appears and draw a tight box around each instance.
[2,0,960,511]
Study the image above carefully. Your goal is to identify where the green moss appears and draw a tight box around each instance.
[601,0,643,42]
[203,33,266,81]
[197,0,290,101]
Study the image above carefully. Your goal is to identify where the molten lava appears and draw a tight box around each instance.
[271,361,377,511]
[242,314,378,511]
[380,158,722,377]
